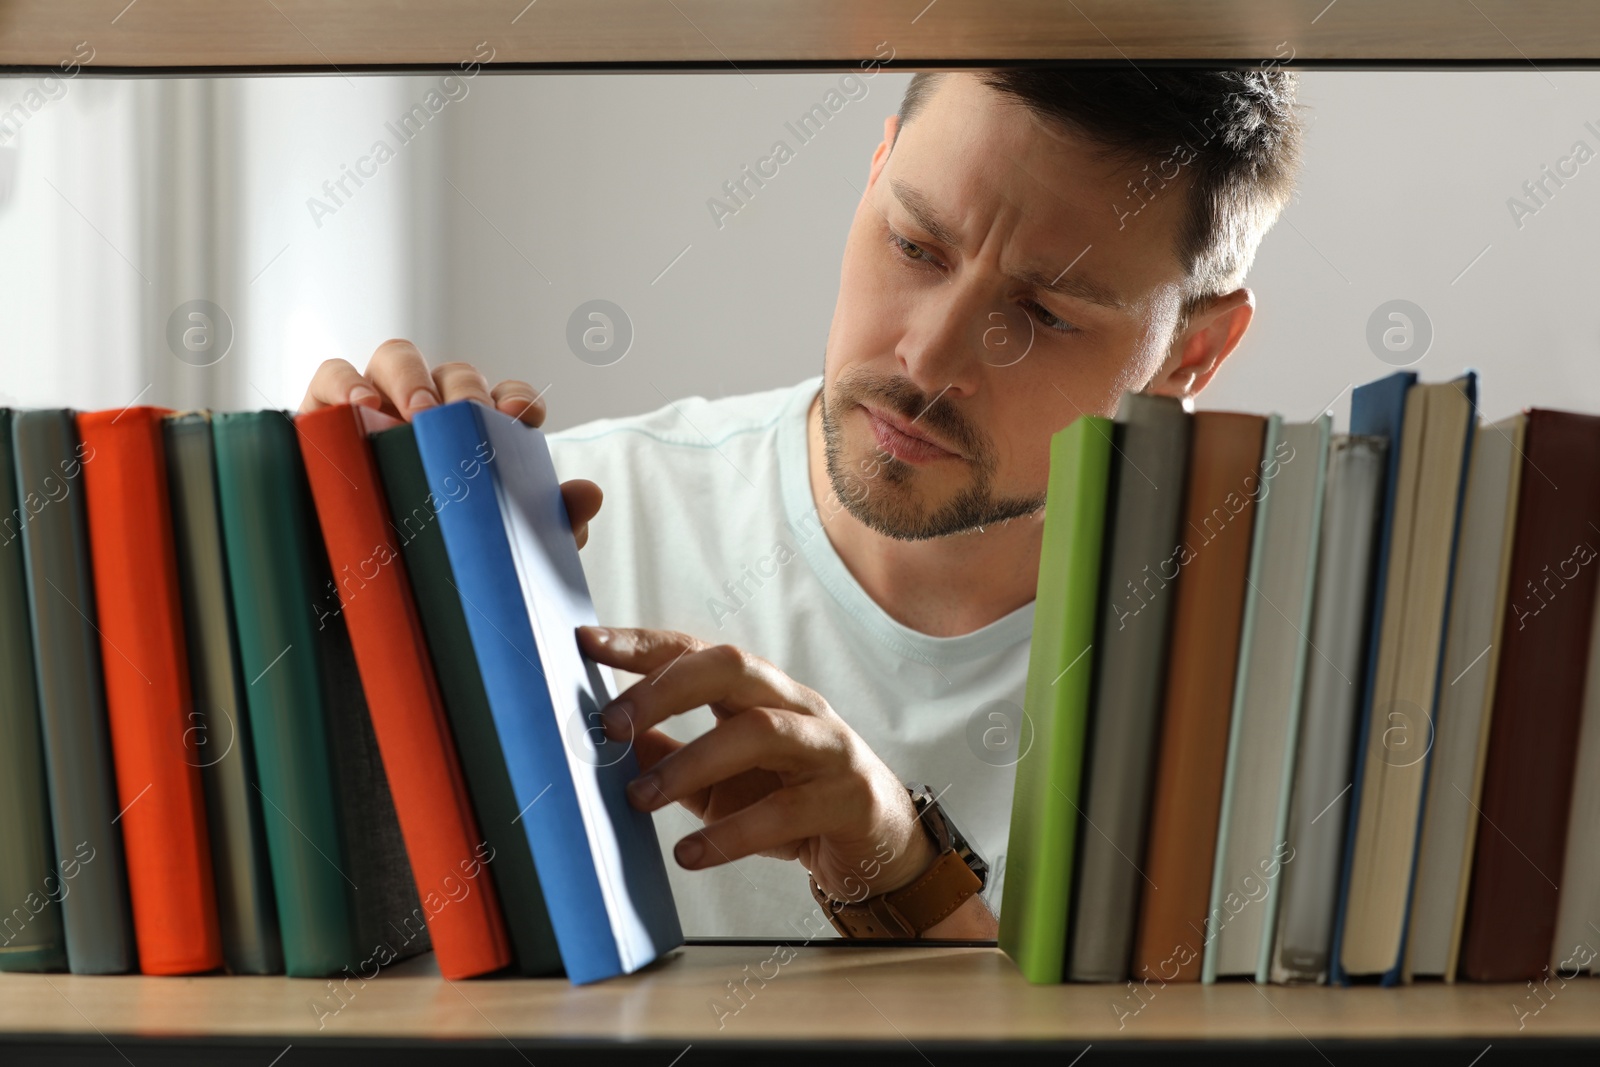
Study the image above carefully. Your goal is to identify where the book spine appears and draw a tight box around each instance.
[12,410,134,974]
[213,412,358,977]
[0,409,68,972]
[296,405,511,980]
[162,414,283,975]
[78,408,223,975]
[413,400,623,984]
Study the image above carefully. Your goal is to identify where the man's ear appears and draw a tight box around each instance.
[867,114,899,190]
[1146,288,1254,401]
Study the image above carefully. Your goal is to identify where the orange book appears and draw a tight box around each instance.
[295,403,511,980]
[1132,412,1265,983]
[76,406,222,975]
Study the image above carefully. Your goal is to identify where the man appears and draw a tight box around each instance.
[301,69,1302,942]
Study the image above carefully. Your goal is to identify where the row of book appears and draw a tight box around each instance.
[0,400,681,983]
[1001,369,1600,987]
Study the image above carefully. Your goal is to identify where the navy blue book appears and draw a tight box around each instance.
[411,399,683,985]
[1330,371,1478,986]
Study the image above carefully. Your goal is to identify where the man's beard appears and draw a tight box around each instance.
[820,369,1048,542]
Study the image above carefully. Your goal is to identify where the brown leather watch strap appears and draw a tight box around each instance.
[812,848,984,938]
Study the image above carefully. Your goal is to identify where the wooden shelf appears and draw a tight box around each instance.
[6,0,1600,73]
[0,943,1594,1060]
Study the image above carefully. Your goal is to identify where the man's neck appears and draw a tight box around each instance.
[804,391,1044,638]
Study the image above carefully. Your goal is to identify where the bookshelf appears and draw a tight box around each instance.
[3,0,1600,72]
[2,943,1595,1063]
[3,3,1598,1063]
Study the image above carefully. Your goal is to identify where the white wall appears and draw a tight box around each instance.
[425,69,1600,432]
[2,69,1597,428]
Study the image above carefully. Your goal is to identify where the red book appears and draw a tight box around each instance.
[76,406,222,975]
[295,403,511,979]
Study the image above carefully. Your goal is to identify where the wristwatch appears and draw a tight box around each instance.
[810,783,989,938]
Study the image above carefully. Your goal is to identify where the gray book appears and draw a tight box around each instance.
[12,409,133,974]
[1270,434,1387,984]
[164,412,283,975]
[0,409,68,972]
[1066,393,1190,982]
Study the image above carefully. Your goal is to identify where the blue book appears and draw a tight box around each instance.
[411,400,683,985]
[1331,371,1477,986]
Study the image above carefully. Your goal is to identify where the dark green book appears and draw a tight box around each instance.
[213,411,425,977]
[11,409,134,974]
[164,412,283,975]
[998,415,1113,985]
[0,409,68,973]
[370,422,563,976]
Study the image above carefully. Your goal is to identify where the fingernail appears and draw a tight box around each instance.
[349,384,379,406]
[627,773,660,809]
[589,626,612,646]
[408,388,437,412]
[601,700,631,737]
[676,836,704,868]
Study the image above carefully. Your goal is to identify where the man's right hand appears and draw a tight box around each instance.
[299,338,603,548]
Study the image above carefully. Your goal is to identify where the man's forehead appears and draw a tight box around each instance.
[884,93,1192,307]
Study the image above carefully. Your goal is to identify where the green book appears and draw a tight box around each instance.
[998,415,1113,985]
[213,412,358,977]
[369,423,563,977]
[0,410,69,973]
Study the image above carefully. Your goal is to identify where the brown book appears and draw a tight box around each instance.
[1132,412,1267,983]
[1459,409,1600,982]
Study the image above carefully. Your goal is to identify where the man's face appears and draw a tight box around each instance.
[821,73,1195,541]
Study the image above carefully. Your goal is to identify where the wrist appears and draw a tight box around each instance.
[876,799,940,895]
[809,783,989,939]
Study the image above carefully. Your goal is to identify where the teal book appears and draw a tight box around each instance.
[998,415,1113,985]
[212,412,358,977]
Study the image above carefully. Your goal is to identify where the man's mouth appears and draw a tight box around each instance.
[861,403,963,464]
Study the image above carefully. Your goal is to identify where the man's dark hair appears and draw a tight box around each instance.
[895,70,1302,316]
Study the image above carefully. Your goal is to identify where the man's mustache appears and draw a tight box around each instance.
[838,372,987,462]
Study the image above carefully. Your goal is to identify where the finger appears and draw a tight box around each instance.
[491,380,547,427]
[629,728,718,820]
[602,643,816,741]
[365,339,442,420]
[626,707,813,813]
[560,479,602,549]
[300,358,382,414]
[674,781,834,870]
[577,626,704,677]
[432,360,494,408]
[631,726,684,776]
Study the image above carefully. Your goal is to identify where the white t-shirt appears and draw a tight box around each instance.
[546,376,1032,938]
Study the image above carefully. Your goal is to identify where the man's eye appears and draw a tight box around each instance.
[888,231,939,267]
[1024,300,1076,334]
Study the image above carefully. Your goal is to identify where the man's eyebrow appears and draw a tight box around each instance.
[887,178,1125,311]
[889,178,964,251]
